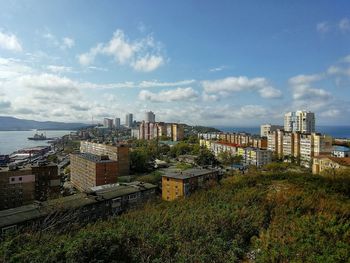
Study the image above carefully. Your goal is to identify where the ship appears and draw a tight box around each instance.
[27,133,53,141]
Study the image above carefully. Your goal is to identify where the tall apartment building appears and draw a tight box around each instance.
[114,118,121,129]
[80,141,129,175]
[284,111,315,133]
[103,118,113,129]
[260,124,283,137]
[0,163,60,210]
[70,153,118,192]
[132,122,184,141]
[200,140,272,167]
[125,113,133,128]
[144,111,155,122]
[267,130,332,167]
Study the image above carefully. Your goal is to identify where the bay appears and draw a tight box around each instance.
[0,130,73,155]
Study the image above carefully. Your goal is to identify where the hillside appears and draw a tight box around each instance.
[0,116,90,131]
[1,172,349,262]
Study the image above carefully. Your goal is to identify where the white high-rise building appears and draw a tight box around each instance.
[125,113,133,128]
[260,124,283,137]
[284,111,315,133]
[144,111,155,122]
[115,118,121,129]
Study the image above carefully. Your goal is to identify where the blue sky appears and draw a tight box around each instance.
[0,0,350,126]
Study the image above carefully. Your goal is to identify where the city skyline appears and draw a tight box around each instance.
[0,1,350,126]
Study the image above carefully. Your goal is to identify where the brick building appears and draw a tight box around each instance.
[70,153,119,192]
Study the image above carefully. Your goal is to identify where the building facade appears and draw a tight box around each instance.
[267,130,332,167]
[103,118,113,129]
[144,111,155,122]
[0,163,59,210]
[0,181,157,236]
[70,153,118,192]
[260,124,283,137]
[284,111,315,133]
[80,141,130,176]
[114,118,121,129]
[125,113,133,128]
[312,156,350,174]
[162,168,220,201]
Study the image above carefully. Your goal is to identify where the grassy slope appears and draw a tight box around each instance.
[1,172,349,263]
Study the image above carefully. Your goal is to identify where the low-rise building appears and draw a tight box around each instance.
[312,156,350,174]
[332,146,350,158]
[162,168,220,201]
[0,181,157,236]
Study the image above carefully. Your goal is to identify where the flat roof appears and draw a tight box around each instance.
[334,146,350,152]
[0,182,157,228]
[162,168,218,180]
[73,153,116,163]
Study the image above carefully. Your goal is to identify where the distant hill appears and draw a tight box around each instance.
[0,116,90,131]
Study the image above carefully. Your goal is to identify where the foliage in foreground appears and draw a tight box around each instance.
[1,172,350,263]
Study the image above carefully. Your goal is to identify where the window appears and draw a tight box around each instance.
[19,177,22,181]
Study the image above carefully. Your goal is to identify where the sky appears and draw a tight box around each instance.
[0,0,350,126]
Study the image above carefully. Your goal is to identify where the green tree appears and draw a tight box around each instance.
[195,148,218,166]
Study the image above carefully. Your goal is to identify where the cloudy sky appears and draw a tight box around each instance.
[0,0,350,126]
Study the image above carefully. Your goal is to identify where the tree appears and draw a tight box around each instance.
[195,148,218,166]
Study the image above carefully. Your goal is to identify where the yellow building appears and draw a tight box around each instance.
[312,156,350,174]
[162,168,219,201]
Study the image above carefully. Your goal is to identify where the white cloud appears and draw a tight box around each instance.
[202,76,282,99]
[320,109,340,118]
[209,66,225,72]
[0,57,33,79]
[138,87,199,102]
[202,92,219,102]
[316,22,330,33]
[139,79,195,88]
[47,65,72,73]
[132,55,164,72]
[0,31,22,52]
[78,29,165,72]
[289,73,333,112]
[327,65,350,76]
[288,74,324,85]
[62,37,75,49]
[339,18,350,32]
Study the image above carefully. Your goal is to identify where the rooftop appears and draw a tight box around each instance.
[333,146,350,152]
[0,181,157,228]
[162,168,218,180]
[73,153,116,163]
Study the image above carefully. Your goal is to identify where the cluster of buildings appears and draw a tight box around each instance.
[70,141,130,192]
[131,111,184,141]
[0,162,60,210]
[103,113,134,129]
[264,111,350,173]
[198,110,350,173]
[199,134,272,167]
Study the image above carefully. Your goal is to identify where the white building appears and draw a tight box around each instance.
[260,124,283,137]
[145,111,155,122]
[125,113,133,128]
[332,146,350,158]
[284,111,315,133]
[103,118,113,129]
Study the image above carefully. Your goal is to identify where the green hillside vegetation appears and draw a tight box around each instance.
[1,170,349,262]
